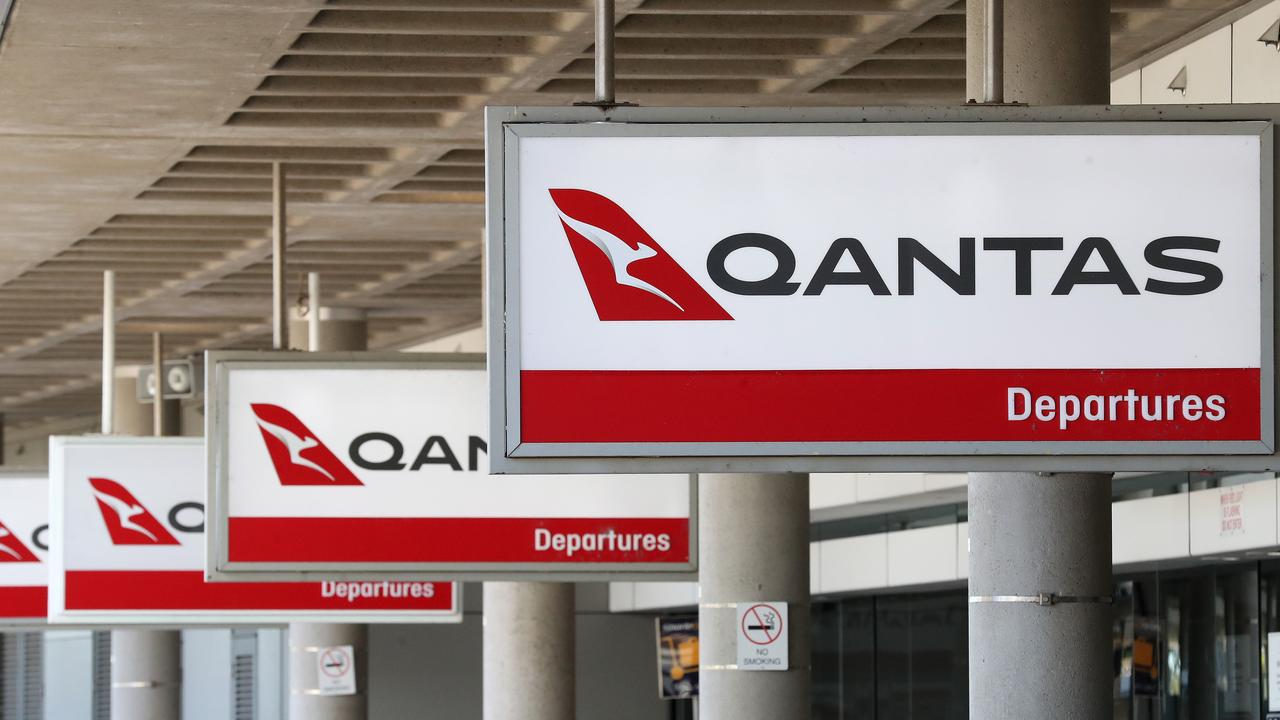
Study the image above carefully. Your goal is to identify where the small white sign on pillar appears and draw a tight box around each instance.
[737,602,788,671]
[316,645,357,696]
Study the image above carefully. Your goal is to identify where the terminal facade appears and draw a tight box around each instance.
[3,0,1280,719]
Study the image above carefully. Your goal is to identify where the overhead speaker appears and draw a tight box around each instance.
[136,358,201,402]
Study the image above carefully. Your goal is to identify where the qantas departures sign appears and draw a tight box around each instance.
[0,474,48,624]
[205,352,694,580]
[487,106,1280,472]
[49,437,460,624]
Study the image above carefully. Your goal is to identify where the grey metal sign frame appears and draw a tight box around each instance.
[205,350,698,581]
[50,435,461,625]
[487,104,1280,473]
[0,470,47,628]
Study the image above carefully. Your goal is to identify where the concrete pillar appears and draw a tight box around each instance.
[289,623,369,720]
[965,0,1109,105]
[483,582,576,720]
[110,629,181,720]
[968,474,1112,717]
[109,374,181,720]
[288,307,368,720]
[698,473,809,719]
[289,307,369,353]
[111,374,178,437]
[966,2,1112,718]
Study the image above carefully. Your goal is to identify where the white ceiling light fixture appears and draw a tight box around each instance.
[1168,65,1188,95]
[0,0,13,49]
[1260,16,1280,49]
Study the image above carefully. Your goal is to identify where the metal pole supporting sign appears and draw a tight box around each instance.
[151,332,164,436]
[101,270,115,434]
[594,0,614,104]
[984,0,1003,103]
[272,161,288,351]
[308,271,321,353]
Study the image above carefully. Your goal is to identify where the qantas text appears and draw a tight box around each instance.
[348,433,486,472]
[708,235,1221,296]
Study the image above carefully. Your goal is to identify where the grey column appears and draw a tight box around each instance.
[967,1,1112,718]
[110,374,182,720]
[483,582,575,720]
[287,307,368,720]
[966,0,1109,106]
[289,623,368,720]
[698,473,809,720]
[110,629,181,720]
[968,474,1112,717]
[111,375,178,437]
[290,307,369,353]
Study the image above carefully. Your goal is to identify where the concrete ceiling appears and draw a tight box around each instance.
[0,0,1255,430]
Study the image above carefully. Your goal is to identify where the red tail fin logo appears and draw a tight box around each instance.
[89,477,179,546]
[250,403,363,486]
[549,189,732,321]
[0,521,39,562]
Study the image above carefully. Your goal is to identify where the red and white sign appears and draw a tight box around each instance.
[207,354,693,578]
[49,436,460,623]
[491,114,1272,469]
[0,475,48,623]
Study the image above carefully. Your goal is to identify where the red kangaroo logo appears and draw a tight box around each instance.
[89,478,179,546]
[0,520,39,562]
[549,189,732,321]
[250,403,363,486]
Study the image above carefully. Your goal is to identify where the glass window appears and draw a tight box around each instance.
[1159,569,1217,720]
[813,601,841,720]
[1258,560,1280,717]
[1112,564,1262,720]
[874,591,968,719]
[1113,576,1162,719]
[1215,568,1260,719]
[841,598,876,720]
[811,562,1275,719]
[902,593,967,719]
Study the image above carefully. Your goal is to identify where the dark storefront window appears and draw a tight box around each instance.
[1111,565,1262,720]
[812,561,1280,719]
[811,591,967,719]
[842,597,877,717]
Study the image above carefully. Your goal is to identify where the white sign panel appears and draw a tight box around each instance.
[206,352,694,580]
[487,106,1277,473]
[1189,478,1278,555]
[49,436,460,624]
[736,601,788,671]
[0,474,47,624]
[1220,485,1246,536]
[317,645,357,696]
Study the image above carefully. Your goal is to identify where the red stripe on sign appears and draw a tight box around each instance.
[521,368,1262,443]
[0,586,45,618]
[65,571,454,612]
[227,517,689,564]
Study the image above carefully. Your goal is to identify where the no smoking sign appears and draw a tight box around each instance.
[316,645,357,696]
[736,602,788,671]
